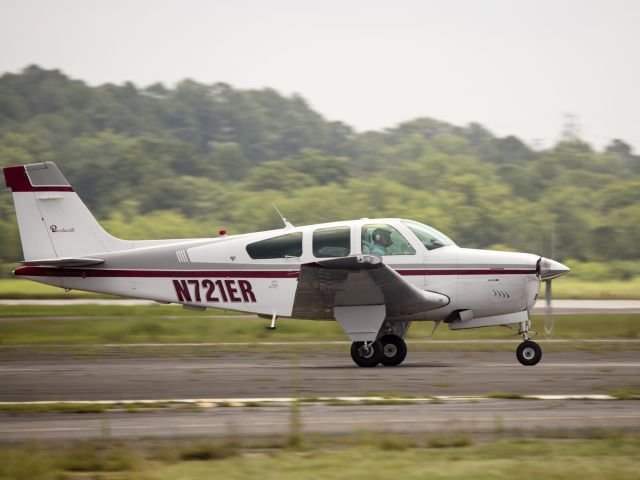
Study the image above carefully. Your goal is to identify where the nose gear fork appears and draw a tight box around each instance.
[518,320,532,341]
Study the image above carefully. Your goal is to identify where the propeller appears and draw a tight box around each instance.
[537,258,570,338]
[544,278,553,337]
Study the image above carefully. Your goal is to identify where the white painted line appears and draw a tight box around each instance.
[0,394,622,406]
[532,395,615,400]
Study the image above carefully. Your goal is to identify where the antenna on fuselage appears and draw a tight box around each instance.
[272,204,294,229]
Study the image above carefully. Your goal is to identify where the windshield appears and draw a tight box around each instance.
[401,220,456,251]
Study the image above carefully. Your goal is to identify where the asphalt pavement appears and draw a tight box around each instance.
[1,349,639,441]
[1,350,638,401]
[2,399,639,442]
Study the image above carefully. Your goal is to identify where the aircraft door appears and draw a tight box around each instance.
[361,223,424,290]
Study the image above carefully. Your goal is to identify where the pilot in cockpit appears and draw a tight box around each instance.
[369,227,393,256]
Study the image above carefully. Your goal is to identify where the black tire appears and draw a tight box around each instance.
[350,340,383,367]
[516,340,542,366]
[379,334,408,366]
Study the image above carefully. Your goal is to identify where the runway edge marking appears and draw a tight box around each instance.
[0,394,621,406]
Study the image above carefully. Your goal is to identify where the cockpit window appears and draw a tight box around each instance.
[246,232,303,259]
[401,220,455,251]
[361,224,416,256]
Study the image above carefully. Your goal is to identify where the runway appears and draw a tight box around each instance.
[1,350,638,402]
[1,350,638,441]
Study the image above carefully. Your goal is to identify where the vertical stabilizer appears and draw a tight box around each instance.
[3,162,128,260]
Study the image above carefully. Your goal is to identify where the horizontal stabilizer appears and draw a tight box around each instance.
[21,257,105,267]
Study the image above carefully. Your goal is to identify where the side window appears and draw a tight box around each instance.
[313,226,351,258]
[361,224,416,256]
[246,232,303,259]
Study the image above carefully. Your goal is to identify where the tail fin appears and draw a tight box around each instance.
[3,162,129,261]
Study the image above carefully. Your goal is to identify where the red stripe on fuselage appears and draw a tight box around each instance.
[14,266,299,278]
[14,266,536,278]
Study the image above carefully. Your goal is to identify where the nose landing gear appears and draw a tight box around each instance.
[517,341,542,366]
[516,320,542,366]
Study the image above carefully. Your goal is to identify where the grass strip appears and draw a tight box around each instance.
[0,403,109,413]
[0,278,117,299]
[1,436,638,480]
[0,309,638,346]
[549,277,640,300]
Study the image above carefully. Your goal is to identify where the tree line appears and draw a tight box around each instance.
[1,65,639,270]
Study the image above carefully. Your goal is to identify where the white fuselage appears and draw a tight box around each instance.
[4,162,570,367]
[16,218,541,323]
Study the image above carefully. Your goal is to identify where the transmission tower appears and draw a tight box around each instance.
[561,113,581,140]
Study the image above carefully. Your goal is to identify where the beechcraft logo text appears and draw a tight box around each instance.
[50,225,75,233]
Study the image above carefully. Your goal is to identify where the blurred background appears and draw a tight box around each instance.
[0,2,639,479]
[0,0,638,276]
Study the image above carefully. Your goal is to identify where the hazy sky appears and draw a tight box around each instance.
[2,0,639,151]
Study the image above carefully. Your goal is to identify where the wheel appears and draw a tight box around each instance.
[350,340,383,367]
[516,340,542,366]
[379,334,408,366]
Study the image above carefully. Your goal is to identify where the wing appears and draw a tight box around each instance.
[291,255,449,320]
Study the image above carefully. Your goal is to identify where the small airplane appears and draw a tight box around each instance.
[3,162,569,367]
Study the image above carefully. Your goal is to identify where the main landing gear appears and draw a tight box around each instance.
[379,334,408,366]
[350,334,407,367]
[516,320,542,366]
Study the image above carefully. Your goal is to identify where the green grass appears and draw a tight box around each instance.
[0,401,178,413]
[0,278,117,299]
[548,277,640,300]
[610,388,640,400]
[0,305,638,346]
[177,439,240,461]
[148,439,640,480]
[1,436,638,480]
[1,276,640,299]
[0,303,231,318]
[0,403,108,413]
[485,392,529,400]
